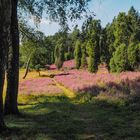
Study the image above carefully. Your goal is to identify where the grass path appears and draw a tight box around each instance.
[41,70,76,98]
[53,79,76,98]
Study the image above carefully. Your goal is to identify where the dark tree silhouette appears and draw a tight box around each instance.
[5,0,20,115]
[0,0,12,129]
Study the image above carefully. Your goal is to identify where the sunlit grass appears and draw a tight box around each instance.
[19,69,40,81]
[53,79,76,98]
[3,69,40,101]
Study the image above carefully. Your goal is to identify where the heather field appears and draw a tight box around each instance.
[1,66,140,140]
[1,1,140,140]
[19,66,140,97]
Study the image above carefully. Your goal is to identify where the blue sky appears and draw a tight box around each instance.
[29,0,140,36]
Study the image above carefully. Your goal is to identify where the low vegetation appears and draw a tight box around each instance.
[1,68,140,139]
[1,2,140,139]
[1,91,140,139]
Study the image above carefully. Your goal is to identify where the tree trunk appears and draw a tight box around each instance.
[0,0,12,129]
[5,0,19,115]
[0,32,6,129]
[0,2,4,129]
[0,64,6,130]
[23,56,31,79]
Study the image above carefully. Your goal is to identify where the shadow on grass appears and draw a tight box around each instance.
[78,77,140,99]
[40,73,70,78]
[0,93,140,140]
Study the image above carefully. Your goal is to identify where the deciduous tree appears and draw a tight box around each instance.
[0,0,12,129]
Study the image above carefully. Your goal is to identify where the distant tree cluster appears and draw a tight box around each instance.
[108,7,140,72]
[20,31,55,70]
[20,7,140,73]
[73,6,140,73]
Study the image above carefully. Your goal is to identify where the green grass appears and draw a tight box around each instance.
[1,94,140,140]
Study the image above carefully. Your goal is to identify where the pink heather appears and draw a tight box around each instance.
[19,59,140,95]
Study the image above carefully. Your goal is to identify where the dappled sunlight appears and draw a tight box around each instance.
[54,69,140,95]
[19,69,40,81]
[1,94,140,139]
[17,68,140,100]
[19,77,63,95]
[1,68,140,139]
[1,0,140,139]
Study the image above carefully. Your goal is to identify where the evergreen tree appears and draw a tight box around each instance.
[106,7,140,72]
[87,40,98,73]
[99,28,110,64]
[127,43,140,70]
[55,39,65,69]
[81,43,87,68]
[128,6,140,43]
[110,44,128,72]
[114,12,130,47]
[74,40,82,69]
[109,57,116,72]
[104,23,115,66]
[83,18,101,72]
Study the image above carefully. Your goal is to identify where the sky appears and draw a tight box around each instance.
[29,0,140,36]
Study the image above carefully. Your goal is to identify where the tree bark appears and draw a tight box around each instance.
[4,0,19,115]
[0,0,12,129]
[0,63,6,130]
[0,34,6,129]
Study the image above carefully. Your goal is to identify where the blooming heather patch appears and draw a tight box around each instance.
[50,59,75,70]
[50,64,56,70]
[19,78,63,95]
[63,59,75,69]
[19,67,140,96]
[54,69,140,94]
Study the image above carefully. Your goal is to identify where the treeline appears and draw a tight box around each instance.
[74,6,140,73]
[20,7,140,73]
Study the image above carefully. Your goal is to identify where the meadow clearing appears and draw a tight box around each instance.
[1,61,140,140]
[1,1,140,140]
